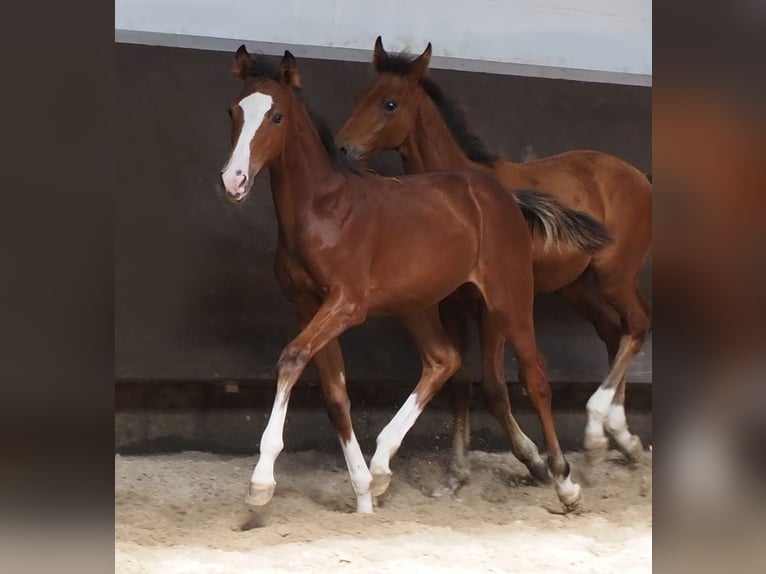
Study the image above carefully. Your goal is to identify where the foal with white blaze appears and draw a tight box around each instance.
[220,46,584,513]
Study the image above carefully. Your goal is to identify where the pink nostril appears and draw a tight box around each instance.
[222,169,248,194]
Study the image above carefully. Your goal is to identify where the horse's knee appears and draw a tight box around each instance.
[277,345,309,379]
[632,312,651,342]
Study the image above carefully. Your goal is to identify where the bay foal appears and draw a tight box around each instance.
[219,47,608,513]
[338,38,652,492]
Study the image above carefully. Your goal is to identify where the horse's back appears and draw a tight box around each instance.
[497,149,651,228]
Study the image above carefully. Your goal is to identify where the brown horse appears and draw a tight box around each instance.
[219,46,610,513]
[338,37,652,492]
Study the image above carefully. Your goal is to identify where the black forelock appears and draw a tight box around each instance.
[373,51,420,75]
[249,54,284,84]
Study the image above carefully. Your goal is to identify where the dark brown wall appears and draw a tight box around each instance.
[115,43,652,384]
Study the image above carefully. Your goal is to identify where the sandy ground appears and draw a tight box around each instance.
[115,448,652,573]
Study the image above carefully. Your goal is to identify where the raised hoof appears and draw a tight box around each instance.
[584,436,609,466]
[556,481,583,513]
[370,472,392,497]
[245,482,275,507]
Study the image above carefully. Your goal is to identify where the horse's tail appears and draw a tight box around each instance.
[514,189,612,255]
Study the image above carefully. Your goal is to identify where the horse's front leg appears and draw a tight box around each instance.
[246,290,366,507]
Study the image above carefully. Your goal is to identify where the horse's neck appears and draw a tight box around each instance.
[399,96,480,174]
[269,103,338,247]
[399,96,523,177]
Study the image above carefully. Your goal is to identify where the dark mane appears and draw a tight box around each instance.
[375,52,499,166]
[250,53,362,174]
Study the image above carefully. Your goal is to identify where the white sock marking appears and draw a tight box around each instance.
[585,386,615,446]
[251,388,288,488]
[221,92,273,194]
[606,404,636,450]
[370,393,423,475]
[555,473,581,505]
[339,432,373,514]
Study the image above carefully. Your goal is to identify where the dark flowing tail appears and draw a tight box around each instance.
[514,189,612,255]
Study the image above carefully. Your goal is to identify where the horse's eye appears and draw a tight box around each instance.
[226,108,232,118]
[383,100,397,112]
[272,112,283,124]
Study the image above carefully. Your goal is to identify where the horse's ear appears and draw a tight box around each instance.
[279,50,302,88]
[232,44,253,79]
[408,42,432,79]
[373,36,388,70]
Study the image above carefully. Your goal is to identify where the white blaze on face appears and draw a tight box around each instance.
[221,92,273,197]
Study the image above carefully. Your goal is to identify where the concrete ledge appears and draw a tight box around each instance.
[115,381,651,454]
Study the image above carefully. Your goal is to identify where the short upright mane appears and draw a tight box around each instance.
[374,53,499,166]
[250,54,362,174]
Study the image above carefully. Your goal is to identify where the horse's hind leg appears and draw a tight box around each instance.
[475,300,550,484]
[369,306,462,497]
[478,273,582,511]
[587,265,651,466]
[604,286,651,463]
[432,298,474,497]
[556,273,623,464]
[313,337,374,513]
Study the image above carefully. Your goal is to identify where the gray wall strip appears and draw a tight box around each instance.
[114,29,652,87]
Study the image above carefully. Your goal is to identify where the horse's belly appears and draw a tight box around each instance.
[530,238,590,293]
[366,238,476,315]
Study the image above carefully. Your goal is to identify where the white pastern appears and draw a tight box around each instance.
[221,92,273,192]
[370,393,423,475]
[555,473,582,506]
[606,404,637,450]
[339,432,374,514]
[585,386,615,443]
[251,388,288,488]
